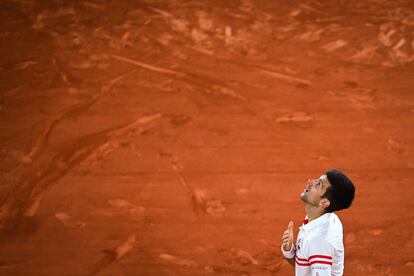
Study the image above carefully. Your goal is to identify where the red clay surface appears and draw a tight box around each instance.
[0,0,413,275]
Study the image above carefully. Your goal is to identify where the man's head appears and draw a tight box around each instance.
[300,169,355,213]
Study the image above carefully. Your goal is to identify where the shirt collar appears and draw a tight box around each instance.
[302,213,331,231]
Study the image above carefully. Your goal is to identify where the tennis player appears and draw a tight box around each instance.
[281,169,355,275]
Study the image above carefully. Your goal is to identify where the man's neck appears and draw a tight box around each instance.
[305,204,325,222]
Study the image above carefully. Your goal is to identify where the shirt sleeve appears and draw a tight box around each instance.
[281,244,296,259]
[307,237,333,276]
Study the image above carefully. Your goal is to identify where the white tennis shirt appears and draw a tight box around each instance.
[281,212,344,276]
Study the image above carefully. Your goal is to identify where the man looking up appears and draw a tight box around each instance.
[281,169,355,276]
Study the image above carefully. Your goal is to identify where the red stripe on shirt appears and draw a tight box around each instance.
[296,260,333,266]
[309,260,333,266]
[308,255,332,260]
[295,260,311,266]
[295,255,333,266]
[296,255,332,262]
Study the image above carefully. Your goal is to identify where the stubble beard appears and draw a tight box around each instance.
[300,192,308,203]
[300,192,319,207]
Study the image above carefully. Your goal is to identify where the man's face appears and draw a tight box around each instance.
[300,174,331,208]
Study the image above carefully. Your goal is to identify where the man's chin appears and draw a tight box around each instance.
[300,193,307,202]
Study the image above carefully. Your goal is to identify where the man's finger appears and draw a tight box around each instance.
[283,242,292,251]
[288,221,294,233]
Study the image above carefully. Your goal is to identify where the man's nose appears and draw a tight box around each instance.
[307,179,317,188]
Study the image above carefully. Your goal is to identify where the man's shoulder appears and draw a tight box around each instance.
[312,213,342,233]
[309,213,343,248]
[327,213,344,249]
[327,213,343,236]
[328,213,343,227]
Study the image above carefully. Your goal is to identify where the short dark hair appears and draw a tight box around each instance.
[322,169,355,213]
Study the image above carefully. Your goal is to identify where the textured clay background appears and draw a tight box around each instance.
[0,0,413,275]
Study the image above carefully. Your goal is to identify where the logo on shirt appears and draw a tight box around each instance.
[297,238,302,250]
[312,266,328,270]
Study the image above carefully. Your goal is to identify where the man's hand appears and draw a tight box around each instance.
[282,221,294,251]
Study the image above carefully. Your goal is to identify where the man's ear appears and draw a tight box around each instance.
[320,198,330,209]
